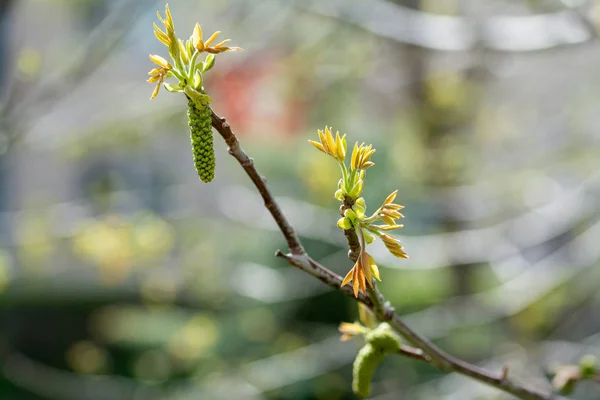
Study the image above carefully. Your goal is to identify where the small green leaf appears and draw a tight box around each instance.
[337,217,352,230]
[193,70,203,89]
[349,179,363,198]
[163,82,183,92]
[344,209,358,224]
[363,229,375,244]
[203,53,216,72]
[354,198,366,215]
[184,86,212,106]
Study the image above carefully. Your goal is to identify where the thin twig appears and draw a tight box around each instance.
[398,344,430,362]
[209,107,559,400]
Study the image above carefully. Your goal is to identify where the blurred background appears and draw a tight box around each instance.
[0,0,600,399]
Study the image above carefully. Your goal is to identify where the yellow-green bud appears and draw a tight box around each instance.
[334,189,345,201]
[354,197,366,214]
[187,100,215,182]
[337,217,353,230]
[193,70,202,89]
[363,230,376,244]
[203,53,216,72]
[349,179,364,198]
[580,355,597,379]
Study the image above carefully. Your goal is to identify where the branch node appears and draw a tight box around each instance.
[275,249,286,258]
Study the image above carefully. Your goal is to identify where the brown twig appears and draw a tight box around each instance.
[209,107,559,400]
[398,344,430,362]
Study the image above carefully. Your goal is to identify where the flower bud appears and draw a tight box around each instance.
[337,217,352,230]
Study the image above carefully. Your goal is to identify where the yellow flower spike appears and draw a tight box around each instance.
[384,190,398,205]
[385,204,404,211]
[209,46,243,54]
[381,215,396,226]
[381,209,403,220]
[341,264,354,290]
[149,54,171,69]
[341,250,377,298]
[163,3,175,31]
[378,224,404,231]
[339,133,347,158]
[339,322,365,341]
[324,126,336,155]
[155,4,180,63]
[350,142,376,170]
[178,39,189,63]
[361,251,374,288]
[147,68,162,76]
[150,81,161,100]
[153,23,170,46]
[335,132,345,161]
[359,145,375,169]
[147,54,172,100]
[204,31,220,48]
[367,254,381,281]
[156,10,166,26]
[213,39,231,48]
[317,129,328,150]
[380,234,409,259]
[351,142,360,170]
[310,127,348,161]
[308,140,326,153]
[192,23,204,51]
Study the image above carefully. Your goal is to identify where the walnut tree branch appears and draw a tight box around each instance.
[209,107,560,400]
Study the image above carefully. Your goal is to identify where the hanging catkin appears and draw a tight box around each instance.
[187,99,215,182]
[353,343,385,398]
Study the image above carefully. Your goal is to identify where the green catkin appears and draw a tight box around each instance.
[353,343,385,398]
[187,99,215,182]
[365,323,401,352]
[352,323,401,398]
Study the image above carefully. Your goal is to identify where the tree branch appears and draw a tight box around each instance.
[209,107,560,400]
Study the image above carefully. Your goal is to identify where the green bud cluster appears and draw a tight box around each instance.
[187,100,215,182]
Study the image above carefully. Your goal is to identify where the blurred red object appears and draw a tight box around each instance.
[208,52,308,138]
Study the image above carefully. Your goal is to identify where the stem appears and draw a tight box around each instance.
[339,161,349,190]
[209,107,560,400]
[170,68,187,82]
[189,49,201,78]
[347,168,356,193]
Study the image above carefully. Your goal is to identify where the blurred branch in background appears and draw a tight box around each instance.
[302,0,596,52]
[0,0,147,145]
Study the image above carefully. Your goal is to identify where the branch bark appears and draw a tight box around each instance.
[209,108,561,400]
